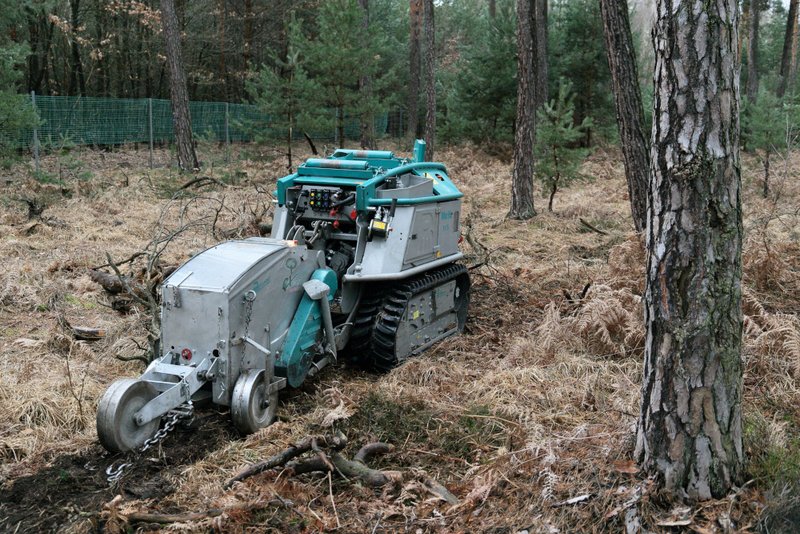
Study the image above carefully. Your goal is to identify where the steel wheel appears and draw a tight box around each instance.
[231,369,277,434]
[96,378,159,453]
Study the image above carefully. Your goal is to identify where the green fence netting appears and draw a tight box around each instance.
[1,95,389,150]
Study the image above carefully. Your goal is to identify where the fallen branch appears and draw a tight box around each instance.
[69,324,106,341]
[224,433,346,489]
[178,176,227,191]
[89,269,129,295]
[579,217,608,235]
[287,450,400,487]
[225,435,456,501]
[354,442,394,463]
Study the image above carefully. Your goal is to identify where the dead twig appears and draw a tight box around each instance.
[354,442,394,463]
[91,251,147,271]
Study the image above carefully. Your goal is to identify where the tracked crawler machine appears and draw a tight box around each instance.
[96,141,470,452]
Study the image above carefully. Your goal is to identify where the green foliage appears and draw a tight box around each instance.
[434,405,508,459]
[745,412,800,494]
[292,0,396,142]
[742,89,790,155]
[350,392,433,446]
[549,0,615,143]
[440,0,517,143]
[1,8,38,155]
[248,40,329,144]
[535,80,592,211]
[758,1,789,84]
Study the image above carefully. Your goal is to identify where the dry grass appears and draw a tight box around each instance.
[0,141,798,532]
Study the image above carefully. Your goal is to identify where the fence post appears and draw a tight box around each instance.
[30,91,40,174]
[225,102,230,164]
[148,98,154,168]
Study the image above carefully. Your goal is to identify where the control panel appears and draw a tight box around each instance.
[307,187,337,211]
[288,185,357,224]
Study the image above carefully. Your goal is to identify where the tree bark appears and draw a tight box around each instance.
[243,0,253,72]
[489,0,497,19]
[747,0,760,102]
[534,0,548,108]
[359,0,376,149]
[160,0,199,171]
[408,0,423,140]
[68,0,87,96]
[792,6,800,91]
[218,0,228,101]
[599,0,649,233]
[509,0,537,219]
[336,106,345,147]
[777,0,798,97]
[423,0,436,159]
[636,0,744,500]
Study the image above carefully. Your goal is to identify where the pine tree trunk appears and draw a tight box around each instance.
[534,0,548,108]
[218,0,228,101]
[243,0,253,73]
[359,0,376,149]
[337,106,345,147]
[423,0,436,159]
[747,0,760,102]
[792,8,800,89]
[160,0,199,171]
[509,0,536,219]
[69,0,86,96]
[408,0,423,140]
[777,0,798,97]
[636,0,744,500]
[599,0,649,233]
[489,0,497,19]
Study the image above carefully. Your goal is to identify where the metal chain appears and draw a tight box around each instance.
[105,401,194,485]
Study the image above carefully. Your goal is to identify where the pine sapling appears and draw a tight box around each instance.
[535,80,592,212]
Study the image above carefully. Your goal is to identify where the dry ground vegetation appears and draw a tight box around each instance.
[0,139,798,534]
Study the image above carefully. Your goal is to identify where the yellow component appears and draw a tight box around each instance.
[373,220,387,230]
[412,310,420,320]
[436,250,442,258]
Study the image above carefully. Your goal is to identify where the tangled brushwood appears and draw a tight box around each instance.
[0,144,798,532]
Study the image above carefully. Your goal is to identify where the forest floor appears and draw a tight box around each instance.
[0,140,798,533]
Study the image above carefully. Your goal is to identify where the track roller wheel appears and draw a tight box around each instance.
[371,264,470,372]
[231,369,277,434]
[96,378,159,453]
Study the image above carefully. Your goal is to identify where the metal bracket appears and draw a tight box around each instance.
[135,356,216,426]
[267,377,287,395]
[242,336,271,356]
[303,280,337,361]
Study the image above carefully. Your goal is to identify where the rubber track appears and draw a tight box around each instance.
[343,289,385,366]
[370,263,469,372]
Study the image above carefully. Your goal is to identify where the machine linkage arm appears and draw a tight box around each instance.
[134,356,218,427]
